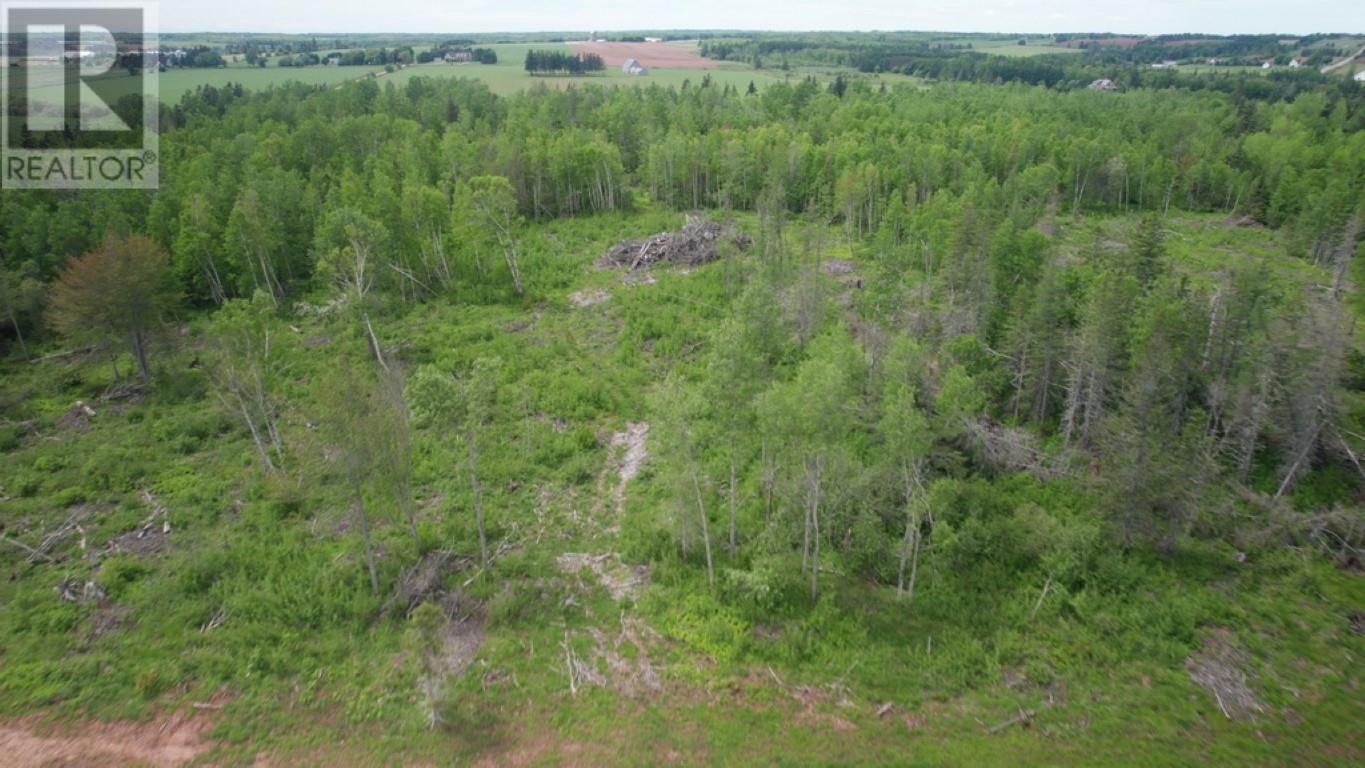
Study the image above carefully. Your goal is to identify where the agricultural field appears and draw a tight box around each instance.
[9,62,389,110]
[384,43,902,96]
[568,40,719,68]
[934,36,1079,57]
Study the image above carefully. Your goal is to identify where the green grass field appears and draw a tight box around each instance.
[953,38,1079,57]
[9,40,926,111]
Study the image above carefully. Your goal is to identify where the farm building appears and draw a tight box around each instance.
[621,57,648,75]
[445,50,473,63]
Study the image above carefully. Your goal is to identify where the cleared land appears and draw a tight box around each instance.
[568,40,719,69]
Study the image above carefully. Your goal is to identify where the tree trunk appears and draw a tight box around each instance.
[4,300,29,360]
[362,311,388,371]
[905,527,920,604]
[690,466,714,587]
[468,431,488,569]
[354,483,379,593]
[234,393,275,471]
[808,455,822,601]
[728,454,738,556]
[130,329,152,383]
[897,509,912,600]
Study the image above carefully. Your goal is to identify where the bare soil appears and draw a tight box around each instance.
[568,288,610,308]
[556,551,649,602]
[0,710,213,767]
[1186,627,1265,720]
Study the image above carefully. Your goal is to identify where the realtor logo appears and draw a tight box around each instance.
[1,1,158,189]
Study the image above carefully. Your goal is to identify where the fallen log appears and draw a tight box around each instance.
[987,708,1036,734]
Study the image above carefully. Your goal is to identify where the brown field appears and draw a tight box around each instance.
[1059,36,1147,49]
[568,41,718,69]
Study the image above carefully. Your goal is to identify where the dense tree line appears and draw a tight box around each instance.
[3,75,1361,326]
[524,49,604,75]
[700,32,1365,101]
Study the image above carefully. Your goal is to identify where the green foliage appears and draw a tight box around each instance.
[0,52,1361,764]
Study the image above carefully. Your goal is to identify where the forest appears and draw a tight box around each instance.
[0,47,1363,765]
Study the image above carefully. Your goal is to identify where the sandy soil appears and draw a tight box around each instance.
[568,42,718,69]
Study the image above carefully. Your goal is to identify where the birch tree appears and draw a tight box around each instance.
[204,295,286,472]
[409,357,503,569]
[316,359,399,593]
[462,176,524,295]
[314,207,391,370]
[757,331,859,600]
[651,376,716,587]
[878,336,934,603]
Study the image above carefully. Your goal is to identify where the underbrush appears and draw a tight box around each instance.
[0,211,1360,765]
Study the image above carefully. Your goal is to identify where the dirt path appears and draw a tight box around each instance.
[1321,45,1365,74]
[606,422,649,520]
[0,710,213,767]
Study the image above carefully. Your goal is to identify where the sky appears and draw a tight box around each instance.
[159,1,1361,35]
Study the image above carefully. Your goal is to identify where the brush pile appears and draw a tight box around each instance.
[598,215,752,270]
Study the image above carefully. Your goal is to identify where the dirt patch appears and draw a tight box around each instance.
[568,41,719,69]
[568,288,610,308]
[562,617,663,698]
[620,272,657,286]
[433,591,486,678]
[86,602,130,639]
[383,549,473,618]
[821,259,856,277]
[54,400,96,432]
[473,733,600,768]
[1186,627,1265,720]
[0,709,214,768]
[107,490,172,557]
[821,259,864,291]
[598,216,751,271]
[1224,214,1265,229]
[595,421,649,526]
[556,552,649,602]
[612,422,649,487]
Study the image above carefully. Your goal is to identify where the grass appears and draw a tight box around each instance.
[385,43,908,96]
[9,40,925,111]
[956,38,1080,57]
[0,209,1360,765]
